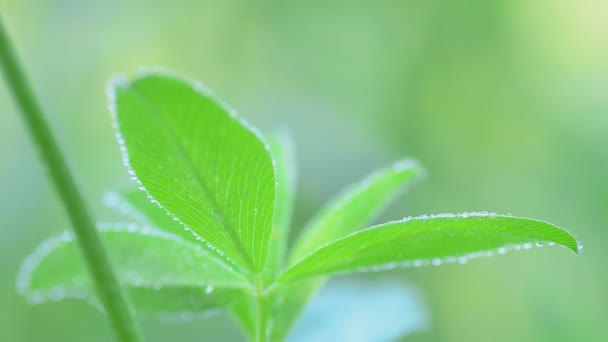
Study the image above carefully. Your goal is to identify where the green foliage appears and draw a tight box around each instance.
[18,71,580,342]
[289,158,423,263]
[280,214,579,283]
[110,73,276,272]
[264,132,297,284]
[268,157,423,340]
[17,223,248,317]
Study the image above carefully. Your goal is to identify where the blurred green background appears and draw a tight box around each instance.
[1,0,606,341]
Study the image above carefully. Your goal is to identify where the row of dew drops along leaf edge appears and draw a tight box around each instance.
[107,76,243,276]
[16,222,222,304]
[347,234,580,281]
[286,212,582,278]
[107,71,283,281]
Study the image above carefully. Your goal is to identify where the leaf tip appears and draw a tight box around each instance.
[534,218,581,255]
[134,66,172,79]
[105,74,130,120]
[392,158,427,181]
[132,66,218,100]
[575,240,584,255]
[106,74,130,94]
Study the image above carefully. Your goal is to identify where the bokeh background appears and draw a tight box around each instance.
[1,0,606,341]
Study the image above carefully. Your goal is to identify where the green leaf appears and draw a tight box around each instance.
[280,213,580,283]
[17,223,250,317]
[104,190,259,322]
[109,72,276,272]
[229,291,257,341]
[289,159,423,264]
[124,285,240,319]
[264,131,297,283]
[265,160,422,340]
[105,188,251,278]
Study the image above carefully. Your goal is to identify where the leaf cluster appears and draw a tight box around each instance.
[17,72,579,341]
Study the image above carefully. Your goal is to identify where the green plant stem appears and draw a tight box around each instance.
[0,19,142,342]
[254,276,268,342]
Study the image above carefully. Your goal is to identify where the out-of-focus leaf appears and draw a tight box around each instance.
[104,189,206,245]
[125,285,239,319]
[280,213,580,283]
[229,291,257,341]
[288,279,428,342]
[266,160,422,340]
[264,131,297,283]
[109,72,276,272]
[289,159,422,264]
[17,223,250,317]
[267,279,322,341]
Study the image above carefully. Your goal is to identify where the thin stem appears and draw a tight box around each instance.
[0,19,142,342]
[254,275,268,342]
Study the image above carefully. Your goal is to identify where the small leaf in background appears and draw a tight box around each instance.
[104,189,253,277]
[104,190,199,243]
[280,213,580,283]
[228,291,257,341]
[266,159,423,339]
[109,73,276,272]
[289,159,423,264]
[288,279,428,342]
[264,131,297,283]
[267,279,323,341]
[17,223,250,317]
[126,285,238,320]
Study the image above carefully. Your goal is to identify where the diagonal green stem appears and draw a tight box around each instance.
[0,19,142,342]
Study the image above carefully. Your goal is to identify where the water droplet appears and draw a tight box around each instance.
[205,285,214,294]
[445,256,458,264]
